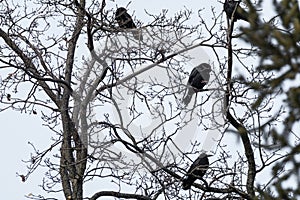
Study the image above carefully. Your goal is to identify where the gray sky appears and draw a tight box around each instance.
[0,1,281,199]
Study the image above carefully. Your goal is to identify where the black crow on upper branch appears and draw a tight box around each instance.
[115,7,142,40]
[182,153,212,190]
[224,0,249,22]
[182,63,211,105]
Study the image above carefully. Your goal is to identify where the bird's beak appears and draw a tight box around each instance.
[206,154,213,157]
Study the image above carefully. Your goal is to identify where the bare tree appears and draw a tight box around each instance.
[0,0,299,200]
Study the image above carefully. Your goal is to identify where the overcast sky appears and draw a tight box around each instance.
[0,1,279,199]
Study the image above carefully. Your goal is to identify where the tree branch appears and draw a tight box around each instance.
[89,191,152,200]
[60,0,87,199]
[0,28,60,107]
[225,19,256,197]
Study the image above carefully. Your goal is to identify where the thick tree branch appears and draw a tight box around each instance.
[225,20,256,197]
[89,191,152,200]
[60,0,87,199]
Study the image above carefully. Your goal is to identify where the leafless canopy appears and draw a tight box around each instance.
[0,0,299,199]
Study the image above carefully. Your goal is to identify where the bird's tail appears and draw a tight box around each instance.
[183,94,192,106]
[132,29,143,41]
[182,88,194,106]
[182,176,196,190]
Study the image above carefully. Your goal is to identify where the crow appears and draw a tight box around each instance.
[182,63,211,105]
[182,153,212,190]
[224,0,249,22]
[115,7,142,40]
[115,7,136,29]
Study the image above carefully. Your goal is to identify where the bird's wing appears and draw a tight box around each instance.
[123,13,136,28]
[186,156,201,174]
[116,11,136,28]
[196,65,211,81]
[224,1,238,18]
[187,156,209,174]
[202,71,210,82]
[187,68,199,85]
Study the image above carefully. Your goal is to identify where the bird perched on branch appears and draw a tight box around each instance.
[115,7,142,40]
[182,153,212,190]
[182,63,211,105]
[224,0,249,22]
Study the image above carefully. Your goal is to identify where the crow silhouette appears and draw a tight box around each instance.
[115,7,142,40]
[183,63,211,105]
[182,153,212,190]
[224,0,249,22]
